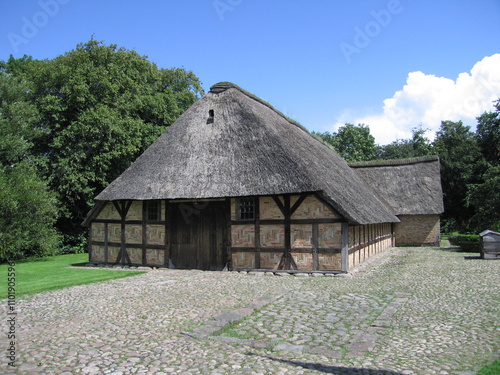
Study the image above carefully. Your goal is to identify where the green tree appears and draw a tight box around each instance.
[465,101,500,231]
[0,54,35,76]
[466,165,500,231]
[476,100,500,166]
[433,120,486,232]
[314,123,376,162]
[378,126,434,160]
[16,39,204,236]
[0,73,60,261]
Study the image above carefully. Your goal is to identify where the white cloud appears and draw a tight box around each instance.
[334,54,500,145]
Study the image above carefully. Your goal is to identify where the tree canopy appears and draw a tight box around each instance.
[377,126,434,160]
[1,39,204,255]
[0,73,60,261]
[465,101,500,231]
[476,102,500,166]
[313,123,376,162]
[433,120,487,231]
[6,40,204,236]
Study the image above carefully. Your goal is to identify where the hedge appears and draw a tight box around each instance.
[444,234,480,252]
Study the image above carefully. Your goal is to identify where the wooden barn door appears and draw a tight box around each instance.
[169,201,227,270]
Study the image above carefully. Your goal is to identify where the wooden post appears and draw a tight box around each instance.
[164,200,169,268]
[391,223,395,247]
[226,198,232,270]
[341,222,349,272]
[112,200,132,265]
[254,197,261,269]
[273,194,299,270]
[87,226,92,262]
[312,223,319,271]
[104,222,109,264]
[284,195,291,269]
[142,201,148,265]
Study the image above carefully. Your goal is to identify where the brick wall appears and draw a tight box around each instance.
[395,214,440,246]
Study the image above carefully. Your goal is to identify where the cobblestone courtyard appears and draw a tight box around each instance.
[1,246,499,374]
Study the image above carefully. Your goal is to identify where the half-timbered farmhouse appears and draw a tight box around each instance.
[83,82,444,273]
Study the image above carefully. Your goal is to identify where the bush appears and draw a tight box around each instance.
[459,235,480,252]
[0,163,61,262]
[57,233,88,255]
[0,74,61,262]
[441,218,460,234]
[444,234,480,252]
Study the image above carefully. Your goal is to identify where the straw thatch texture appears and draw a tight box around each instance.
[350,156,444,215]
[95,82,399,224]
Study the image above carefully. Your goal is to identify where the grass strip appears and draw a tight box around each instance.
[1,253,144,298]
[476,359,500,375]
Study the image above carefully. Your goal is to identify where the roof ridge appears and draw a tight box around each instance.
[209,81,242,93]
[209,81,339,153]
[349,155,439,168]
[210,81,308,131]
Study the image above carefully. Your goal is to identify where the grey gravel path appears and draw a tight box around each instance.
[1,245,498,375]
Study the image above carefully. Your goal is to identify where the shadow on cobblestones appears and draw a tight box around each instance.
[246,352,403,374]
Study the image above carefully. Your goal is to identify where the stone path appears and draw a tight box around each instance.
[1,246,499,374]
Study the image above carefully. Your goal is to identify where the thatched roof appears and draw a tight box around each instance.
[350,156,444,215]
[94,82,399,224]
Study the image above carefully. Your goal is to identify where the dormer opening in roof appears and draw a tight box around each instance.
[207,109,214,124]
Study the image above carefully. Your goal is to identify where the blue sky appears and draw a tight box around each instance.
[1,0,499,144]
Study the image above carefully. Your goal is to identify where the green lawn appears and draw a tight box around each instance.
[1,253,144,299]
[476,359,500,375]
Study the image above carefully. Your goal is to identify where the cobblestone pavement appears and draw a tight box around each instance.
[1,246,499,375]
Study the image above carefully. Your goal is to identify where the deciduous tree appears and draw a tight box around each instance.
[0,73,60,261]
[433,120,486,232]
[377,126,433,160]
[314,123,376,162]
[19,40,204,235]
[465,101,500,231]
[476,101,500,166]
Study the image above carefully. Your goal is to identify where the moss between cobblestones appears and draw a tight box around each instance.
[212,318,253,339]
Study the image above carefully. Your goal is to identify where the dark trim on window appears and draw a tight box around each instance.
[145,200,161,222]
[238,197,255,221]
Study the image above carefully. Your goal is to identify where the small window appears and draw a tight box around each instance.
[207,109,214,124]
[146,200,161,221]
[239,198,255,220]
